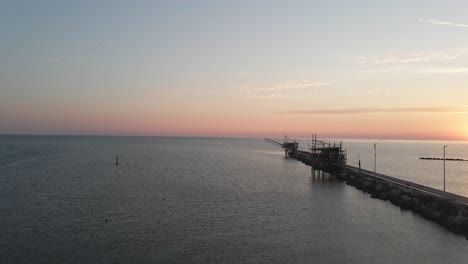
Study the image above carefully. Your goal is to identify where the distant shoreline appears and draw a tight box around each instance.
[419,157,468,161]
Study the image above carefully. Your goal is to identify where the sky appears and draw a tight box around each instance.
[1,0,468,140]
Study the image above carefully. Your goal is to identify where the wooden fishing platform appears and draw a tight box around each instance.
[264,135,298,158]
[265,135,346,175]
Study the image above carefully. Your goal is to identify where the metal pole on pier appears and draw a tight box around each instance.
[374,143,377,173]
[443,145,447,192]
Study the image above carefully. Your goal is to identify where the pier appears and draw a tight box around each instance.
[265,136,298,158]
[265,135,346,175]
[420,157,467,161]
[266,136,468,239]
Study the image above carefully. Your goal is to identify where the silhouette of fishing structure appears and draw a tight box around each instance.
[265,134,346,175]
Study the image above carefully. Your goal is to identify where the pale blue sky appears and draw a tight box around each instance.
[1,1,468,138]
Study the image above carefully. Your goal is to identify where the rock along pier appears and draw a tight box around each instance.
[265,136,468,239]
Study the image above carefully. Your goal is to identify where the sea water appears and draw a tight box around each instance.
[1,136,468,263]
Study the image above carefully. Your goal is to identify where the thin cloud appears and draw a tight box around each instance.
[417,68,468,74]
[367,88,393,94]
[254,81,334,92]
[360,66,468,75]
[78,39,115,49]
[45,56,82,63]
[419,19,468,28]
[353,53,460,65]
[278,107,468,115]
[241,80,334,99]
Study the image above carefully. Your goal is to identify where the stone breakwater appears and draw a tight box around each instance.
[338,169,468,239]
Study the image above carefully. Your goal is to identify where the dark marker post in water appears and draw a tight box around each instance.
[358,154,361,173]
[116,156,119,166]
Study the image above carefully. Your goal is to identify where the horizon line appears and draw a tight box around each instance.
[1,133,467,142]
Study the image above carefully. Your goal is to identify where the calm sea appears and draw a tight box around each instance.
[1,135,468,263]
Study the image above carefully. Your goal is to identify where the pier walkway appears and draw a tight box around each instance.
[346,165,468,206]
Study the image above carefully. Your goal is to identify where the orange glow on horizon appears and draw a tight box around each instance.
[2,104,467,141]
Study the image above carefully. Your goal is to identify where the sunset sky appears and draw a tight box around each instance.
[1,1,468,140]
